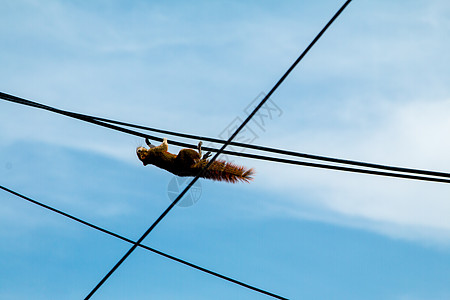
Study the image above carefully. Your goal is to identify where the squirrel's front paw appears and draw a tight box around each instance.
[145,138,156,148]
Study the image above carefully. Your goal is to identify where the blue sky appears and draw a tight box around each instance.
[1,0,450,299]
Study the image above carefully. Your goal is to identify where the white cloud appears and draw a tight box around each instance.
[2,0,450,246]
[250,98,450,245]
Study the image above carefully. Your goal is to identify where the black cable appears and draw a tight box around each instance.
[0,185,287,300]
[1,91,450,184]
[100,119,450,179]
[90,116,450,179]
[85,1,354,298]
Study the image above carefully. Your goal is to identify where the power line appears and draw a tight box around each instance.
[0,185,287,300]
[1,91,450,184]
[92,116,450,179]
[85,0,354,298]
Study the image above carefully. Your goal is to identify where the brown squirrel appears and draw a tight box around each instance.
[136,138,254,183]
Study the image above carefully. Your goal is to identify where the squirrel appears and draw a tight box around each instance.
[136,138,254,183]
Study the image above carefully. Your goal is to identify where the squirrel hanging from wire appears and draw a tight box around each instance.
[136,138,254,183]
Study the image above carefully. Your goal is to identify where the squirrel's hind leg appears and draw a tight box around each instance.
[197,141,203,157]
[197,141,212,160]
[203,151,212,160]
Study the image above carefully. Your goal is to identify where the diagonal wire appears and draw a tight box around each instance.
[85,0,354,298]
[1,91,450,184]
[0,185,287,300]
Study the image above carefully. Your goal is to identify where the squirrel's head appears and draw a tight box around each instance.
[136,146,150,165]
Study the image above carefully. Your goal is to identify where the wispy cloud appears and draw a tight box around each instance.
[2,0,450,246]
[250,98,450,244]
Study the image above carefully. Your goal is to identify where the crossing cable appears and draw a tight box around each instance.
[85,1,354,298]
[0,185,287,300]
[1,91,450,184]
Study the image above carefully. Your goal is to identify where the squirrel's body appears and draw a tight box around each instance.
[136,138,254,183]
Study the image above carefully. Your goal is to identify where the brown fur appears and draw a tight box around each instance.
[136,138,254,183]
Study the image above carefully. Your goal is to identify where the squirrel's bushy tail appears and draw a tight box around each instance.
[194,160,254,183]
